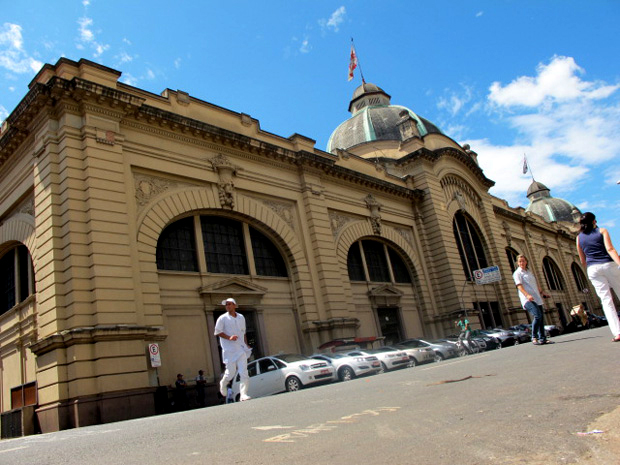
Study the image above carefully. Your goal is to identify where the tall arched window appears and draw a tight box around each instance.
[453,212,488,279]
[542,256,565,291]
[347,239,412,284]
[0,244,35,315]
[156,215,288,277]
[571,263,588,292]
[505,247,519,273]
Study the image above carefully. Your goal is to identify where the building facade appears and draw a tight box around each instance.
[0,59,596,433]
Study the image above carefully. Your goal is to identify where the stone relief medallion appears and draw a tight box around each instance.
[18,197,35,217]
[262,200,295,229]
[329,211,355,237]
[395,227,414,247]
[135,174,177,209]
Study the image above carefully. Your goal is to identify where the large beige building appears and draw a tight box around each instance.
[0,58,596,434]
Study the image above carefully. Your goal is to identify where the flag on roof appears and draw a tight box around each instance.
[348,44,358,81]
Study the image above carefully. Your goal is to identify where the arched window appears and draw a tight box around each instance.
[571,263,588,292]
[0,245,35,315]
[347,239,412,284]
[156,215,287,277]
[453,212,488,279]
[506,247,519,273]
[157,217,198,272]
[542,256,565,291]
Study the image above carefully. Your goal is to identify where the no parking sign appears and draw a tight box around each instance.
[148,343,161,368]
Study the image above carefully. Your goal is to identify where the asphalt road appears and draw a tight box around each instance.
[1,327,619,465]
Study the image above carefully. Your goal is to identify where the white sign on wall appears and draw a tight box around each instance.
[473,265,501,285]
[148,343,161,368]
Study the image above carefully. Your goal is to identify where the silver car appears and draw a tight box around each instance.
[347,348,409,373]
[231,354,336,400]
[389,344,435,366]
[399,338,459,361]
[311,353,381,381]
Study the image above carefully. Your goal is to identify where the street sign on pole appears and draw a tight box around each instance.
[148,343,161,368]
[473,265,501,285]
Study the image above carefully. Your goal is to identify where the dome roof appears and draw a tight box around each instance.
[327,83,443,154]
[525,180,581,223]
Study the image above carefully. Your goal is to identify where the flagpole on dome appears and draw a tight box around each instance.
[349,37,366,84]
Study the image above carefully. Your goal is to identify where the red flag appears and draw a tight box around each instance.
[348,45,358,81]
[522,154,528,174]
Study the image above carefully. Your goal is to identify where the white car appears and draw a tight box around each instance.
[346,348,409,373]
[231,354,336,400]
[311,353,381,381]
[389,344,435,366]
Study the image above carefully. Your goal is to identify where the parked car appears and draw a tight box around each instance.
[346,348,409,373]
[587,313,607,327]
[472,332,502,350]
[479,329,516,347]
[398,338,459,361]
[435,337,482,356]
[231,354,336,400]
[310,353,381,381]
[503,327,530,344]
[388,344,435,366]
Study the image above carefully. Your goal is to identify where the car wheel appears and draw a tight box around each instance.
[235,394,240,402]
[379,362,388,373]
[407,357,417,368]
[285,376,302,392]
[434,352,444,362]
[457,348,467,357]
[514,338,520,345]
[339,366,355,381]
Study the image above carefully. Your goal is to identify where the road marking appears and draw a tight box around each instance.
[253,425,295,431]
[0,446,28,453]
[263,407,400,443]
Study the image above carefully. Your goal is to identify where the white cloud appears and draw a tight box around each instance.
[146,69,155,80]
[489,56,619,107]
[120,73,137,86]
[174,58,181,69]
[76,16,110,58]
[436,57,620,211]
[319,6,346,33]
[0,23,43,74]
[476,11,484,17]
[116,51,133,64]
[0,104,8,122]
[299,38,311,54]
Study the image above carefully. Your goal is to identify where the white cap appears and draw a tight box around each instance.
[221,298,237,306]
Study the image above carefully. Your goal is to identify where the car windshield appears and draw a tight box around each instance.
[276,354,308,363]
[369,348,393,353]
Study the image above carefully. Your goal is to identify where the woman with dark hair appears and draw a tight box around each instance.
[576,212,620,342]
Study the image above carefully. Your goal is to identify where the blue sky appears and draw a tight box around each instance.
[1,1,619,243]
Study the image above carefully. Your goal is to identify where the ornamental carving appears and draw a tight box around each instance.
[365,194,382,235]
[135,174,177,209]
[329,212,356,237]
[18,197,35,217]
[502,220,512,246]
[262,200,294,229]
[395,227,414,247]
[210,154,237,209]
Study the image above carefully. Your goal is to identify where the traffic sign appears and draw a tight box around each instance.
[473,265,501,285]
[148,343,161,368]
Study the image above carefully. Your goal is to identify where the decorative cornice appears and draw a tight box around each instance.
[397,147,495,189]
[29,325,166,356]
[1,72,426,202]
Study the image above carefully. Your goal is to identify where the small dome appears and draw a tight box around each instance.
[327,82,443,154]
[525,180,581,223]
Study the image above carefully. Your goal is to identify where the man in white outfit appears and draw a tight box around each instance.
[214,298,252,401]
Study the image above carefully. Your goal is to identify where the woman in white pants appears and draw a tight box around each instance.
[576,212,620,342]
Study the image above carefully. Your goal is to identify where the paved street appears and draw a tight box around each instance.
[1,327,619,465]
